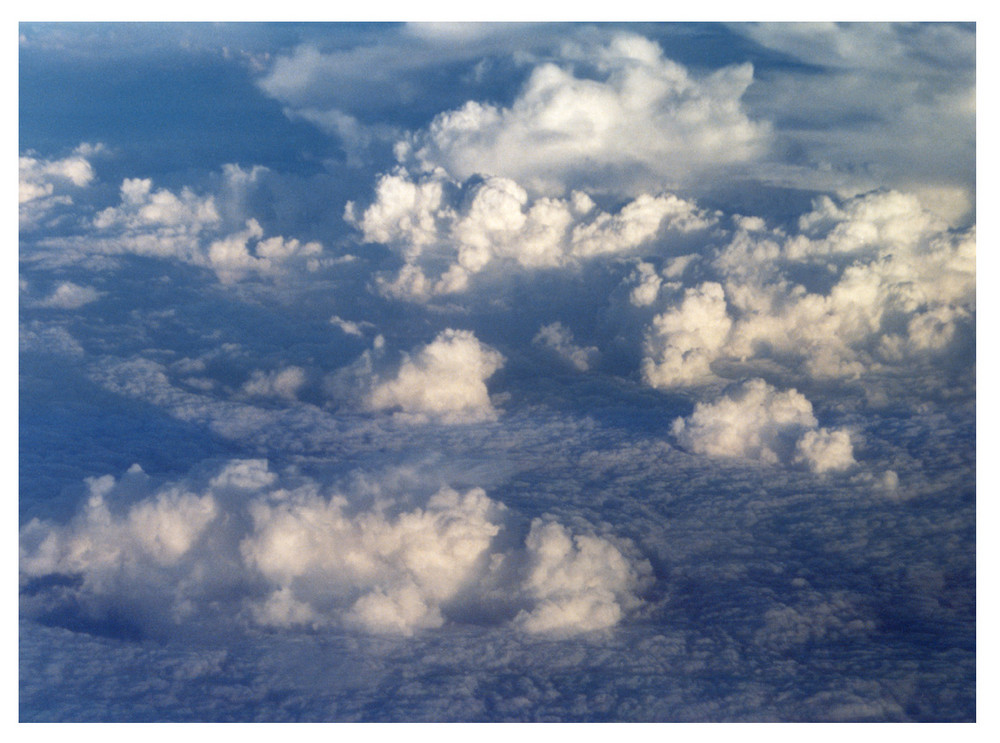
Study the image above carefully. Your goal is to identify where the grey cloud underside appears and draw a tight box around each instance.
[19,22,974,722]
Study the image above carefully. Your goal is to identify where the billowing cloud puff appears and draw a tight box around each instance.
[20,460,650,637]
[94,177,221,236]
[533,322,600,372]
[514,519,647,634]
[366,329,505,423]
[671,379,854,472]
[793,428,856,474]
[206,219,323,285]
[347,168,715,300]
[642,282,732,387]
[399,32,768,195]
[245,484,502,634]
[628,261,664,307]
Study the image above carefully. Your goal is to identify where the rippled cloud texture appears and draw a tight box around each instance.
[19,22,975,722]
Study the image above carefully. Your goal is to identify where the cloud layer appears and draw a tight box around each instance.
[19,22,975,722]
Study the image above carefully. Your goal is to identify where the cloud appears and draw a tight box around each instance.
[642,282,732,387]
[241,367,307,402]
[533,322,600,372]
[734,22,975,223]
[628,261,664,307]
[19,24,975,723]
[19,145,99,230]
[641,189,975,386]
[254,23,561,157]
[330,315,374,337]
[366,329,505,423]
[20,459,650,638]
[513,519,648,635]
[398,32,769,195]
[94,177,221,235]
[31,168,325,285]
[793,428,856,474]
[347,168,714,300]
[206,219,323,285]
[19,321,85,356]
[754,592,875,650]
[671,379,854,472]
[34,281,102,309]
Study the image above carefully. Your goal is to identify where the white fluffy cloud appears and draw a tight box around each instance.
[533,322,600,372]
[514,519,647,634]
[642,282,732,387]
[330,315,374,337]
[347,168,715,300]
[366,329,505,423]
[793,428,856,474]
[20,459,650,637]
[19,146,98,230]
[399,32,769,195]
[642,190,975,387]
[671,379,854,472]
[30,167,324,285]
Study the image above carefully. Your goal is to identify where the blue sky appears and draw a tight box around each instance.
[17,20,977,723]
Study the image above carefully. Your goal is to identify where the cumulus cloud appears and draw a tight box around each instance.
[18,23,975,723]
[206,219,323,285]
[671,379,854,472]
[793,428,857,474]
[755,592,875,650]
[34,169,324,285]
[628,261,664,307]
[20,459,650,638]
[19,145,98,230]
[533,322,600,372]
[398,32,769,195]
[366,329,505,423]
[641,190,975,386]
[514,519,648,634]
[347,168,714,300]
[642,282,732,387]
